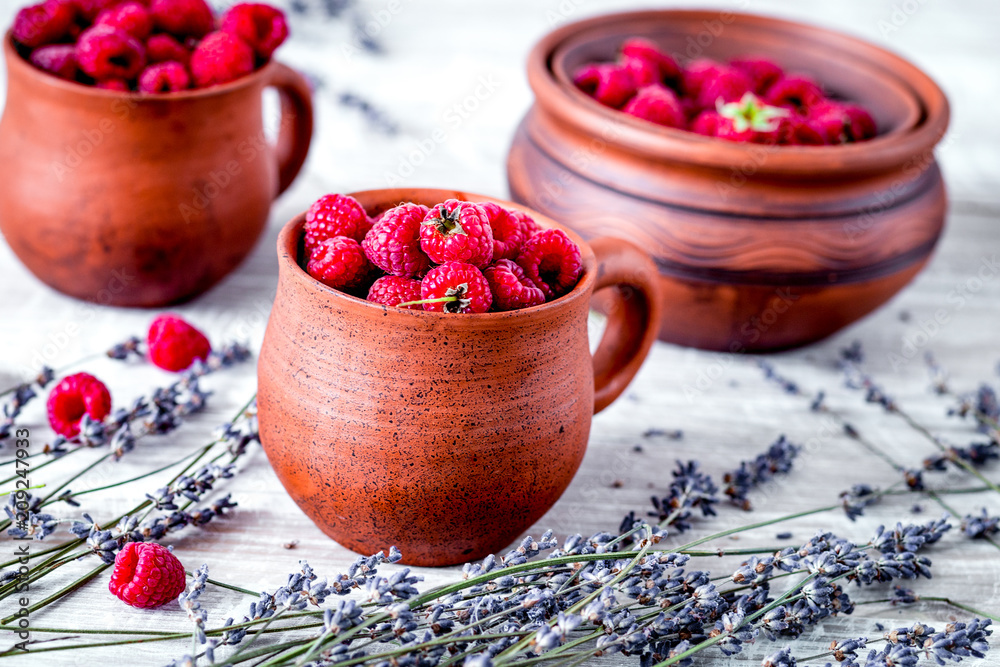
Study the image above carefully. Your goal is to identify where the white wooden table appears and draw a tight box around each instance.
[0,0,998,665]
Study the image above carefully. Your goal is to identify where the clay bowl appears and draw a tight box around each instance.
[507,10,950,351]
[0,33,313,307]
[257,188,662,566]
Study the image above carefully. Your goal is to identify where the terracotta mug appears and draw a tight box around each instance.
[257,188,662,566]
[0,33,313,307]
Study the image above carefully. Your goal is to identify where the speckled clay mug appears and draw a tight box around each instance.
[257,188,662,566]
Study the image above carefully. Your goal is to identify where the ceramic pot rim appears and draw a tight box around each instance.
[3,31,279,100]
[277,188,599,325]
[527,9,950,177]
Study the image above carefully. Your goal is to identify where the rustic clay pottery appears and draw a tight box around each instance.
[0,33,313,307]
[507,10,950,351]
[257,188,662,566]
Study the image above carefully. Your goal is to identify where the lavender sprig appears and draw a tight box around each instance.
[724,436,801,510]
[0,366,53,443]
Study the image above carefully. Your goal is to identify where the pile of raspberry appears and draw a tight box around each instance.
[11,0,288,93]
[302,194,584,314]
[573,38,877,146]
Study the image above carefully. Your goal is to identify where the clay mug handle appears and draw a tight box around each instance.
[267,62,314,196]
[589,237,662,414]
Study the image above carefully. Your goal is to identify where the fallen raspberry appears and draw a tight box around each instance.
[516,229,583,301]
[190,31,255,87]
[109,542,186,609]
[620,37,680,83]
[147,314,211,372]
[77,26,146,81]
[731,57,784,96]
[307,236,371,292]
[29,44,77,80]
[96,78,130,91]
[362,203,431,278]
[696,66,752,109]
[420,262,492,314]
[12,0,75,48]
[483,259,545,311]
[46,372,112,438]
[480,202,525,261]
[304,194,371,249]
[146,34,190,65]
[220,3,288,60]
[624,84,684,128]
[573,63,636,109]
[367,275,423,310]
[764,75,825,112]
[94,2,153,40]
[420,200,494,268]
[150,0,214,38]
[138,61,190,93]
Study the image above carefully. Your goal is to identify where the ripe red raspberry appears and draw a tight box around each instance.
[13,1,75,48]
[306,236,371,292]
[516,229,583,301]
[573,63,637,109]
[620,55,660,87]
[94,2,154,40]
[362,203,431,277]
[146,34,190,65]
[682,59,726,100]
[696,66,752,109]
[29,44,77,80]
[690,110,723,138]
[97,78,130,91]
[512,210,542,238]
[304,194,372,249]
[220,3,289,60]
[620,37,680,83]
[190,31,255,88]
[77,26,147,81]
[147,314,212,372]
[764,76,825,112]
[367,275,423,310]
[483,259,545,311]
[843,104,877,141]
[782,114,826,146]
[480,202,525,261]
[420,262,492,314]
[420,200,494,268]
[623,84,684,128]
[46,372,112,438]
[138,61,190,93]
[731,57,784,96]
[150,0,215,38]
[109,542,186,609]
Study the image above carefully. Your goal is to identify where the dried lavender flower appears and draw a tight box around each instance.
[960,509,999,539]
[723,435,801,510]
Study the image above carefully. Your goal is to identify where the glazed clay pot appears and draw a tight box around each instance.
[0,34,313,307]
[257,188,662,566]
[507,10,950,351]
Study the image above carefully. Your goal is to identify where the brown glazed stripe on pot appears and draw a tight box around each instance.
[257,188,662,566]
[507,10,950,351]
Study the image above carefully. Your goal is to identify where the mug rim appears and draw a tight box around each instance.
[277,188,600,323]
[3,30,279,100]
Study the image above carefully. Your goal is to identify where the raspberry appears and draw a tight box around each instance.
[70,0,116,22]
[420,200,494,268]
[97,78,130,91]
[220,3,288,60]
[150,0,215,38]
[304,194,372,249]
[573,63,636,109]
[782,114,827,146]
[77,26,146,81]
[109,542,186,609]
[420,262,492,314]
[367,275,423,310]
[147,314,211,372]
[696,66,752,109]
[12,1,75,48]
[480,202,525,261]
[731,57,784,96]
[516,229,583,301]
[682,59,726,100]
[483,259,545,311]
[189,31,255,88]
[620,55,660,87]
[94,2,153,40]
[623,84,684,128]
[512,210,542,238]
[146,34,190,65]
[843,104,877,141]
[362,203,431,277]
[46,372,112,438]
[306,236,371,292]
[29,44,78,80]
[138,61,190,93]
[764,76,825,112]
[620,37,680,83]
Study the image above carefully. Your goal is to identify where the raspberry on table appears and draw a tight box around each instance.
[362,203,431,278]
[138,61,190,92]
[765,76,825,112]
[624,84,685,128]
[146,34,190,65]
[304,194,372,249]
[620,37,680,83]
[147,314,212,372]
[76,26,147,81]
[573,63,636,109]
[516,229,583,301]
[29,44,78,80]
[12,1,75,48]
[220,3,289,60]
[367,275,423,310]
[483,259,545,311]
[150,0,214,39]
[109,542,186,609]
[94,2,154,40]
[306,236,371,292]
[480,202,525,261]
[190,31,255,88]
[420,200,494,268]
[420,262,492,314]
[46,372,112,438]
[731,57,784,96]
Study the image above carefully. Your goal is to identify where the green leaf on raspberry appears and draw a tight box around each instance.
[717,92,789,133]
[423,206,467,236]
